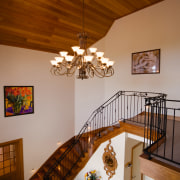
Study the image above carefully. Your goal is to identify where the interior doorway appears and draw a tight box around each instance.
[131,142,143,180]
[0,138,24,180]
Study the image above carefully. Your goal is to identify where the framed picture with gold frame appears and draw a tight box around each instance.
[4,86,34,117]
[132,49,160,74]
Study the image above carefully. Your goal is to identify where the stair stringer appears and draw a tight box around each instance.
[66,122,145,180]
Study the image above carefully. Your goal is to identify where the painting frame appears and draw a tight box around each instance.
[132,49,160,74]
[4,86,34,117]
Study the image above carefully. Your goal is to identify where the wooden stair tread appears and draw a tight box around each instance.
[29,136,75,180]
[30,119,146,180]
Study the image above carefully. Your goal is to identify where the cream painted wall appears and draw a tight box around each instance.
[104,0,180,99]
[75,132,126,180]
[0,45,75,180]
[74,38,106,134]
[75,0,180,134]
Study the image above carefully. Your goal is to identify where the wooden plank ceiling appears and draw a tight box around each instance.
[0,0,163,54]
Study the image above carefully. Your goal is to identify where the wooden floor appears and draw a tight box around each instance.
[152,119,180,167]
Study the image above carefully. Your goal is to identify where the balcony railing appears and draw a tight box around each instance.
[144,98,180,166]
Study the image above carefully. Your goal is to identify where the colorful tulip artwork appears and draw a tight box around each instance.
[4,86,34,117]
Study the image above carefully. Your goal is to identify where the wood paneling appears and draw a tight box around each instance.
[0,0,164,53]
[0,139,24,180]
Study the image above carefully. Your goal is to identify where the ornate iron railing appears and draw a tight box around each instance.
[144,99,180,166]
[43,91,166,180]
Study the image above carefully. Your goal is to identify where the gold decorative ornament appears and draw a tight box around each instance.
[102,139,117,179]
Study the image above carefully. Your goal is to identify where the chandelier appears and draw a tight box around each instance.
[50,0,114,80]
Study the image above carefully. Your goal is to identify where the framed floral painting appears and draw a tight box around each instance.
[4,86,34,117]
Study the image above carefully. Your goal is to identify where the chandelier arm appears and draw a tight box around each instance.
[51,68,68,76]
[70,56,82,69]
[94,67,106,78]
[86,66,94,78]
[52,69,68,76]
[50,66,63,76]
[51,63,77,76]
[60,60,78,74]
[110,68,114,75]
[88,65,106,78]
[77,56,83,67]
[71,56,79,66]
[66,66,77,76]
[56,56,78,69]
[104,67,114,77]
[55,69,76,76]
[88,65,114,78]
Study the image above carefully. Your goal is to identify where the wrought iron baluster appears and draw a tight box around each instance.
[133,94,135,122]
[112,101,114,124]
[130,95,132,121]
[107,105,109,126]
[118,95,120,121]
[137,95,139,122]
[141,96,143,123]
[121,93,122,120]
[163,107,167,158]
[124,94,125,121]
[115,98,117,123]
[171,109,176,161]
[127,95,128,120]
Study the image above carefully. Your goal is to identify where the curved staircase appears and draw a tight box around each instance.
[30,91,171,180]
